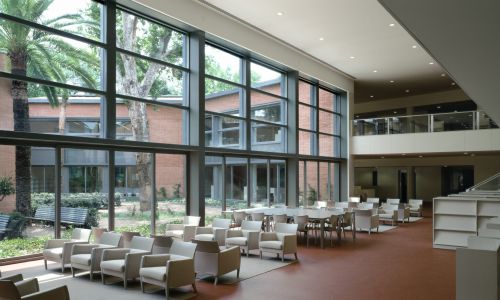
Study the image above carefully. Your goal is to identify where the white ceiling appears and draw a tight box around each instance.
[201,0,461,102]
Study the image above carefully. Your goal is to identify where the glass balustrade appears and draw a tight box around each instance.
[353,111,498,136]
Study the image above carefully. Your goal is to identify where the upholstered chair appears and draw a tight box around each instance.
[354,208,379,234]
[259,223,298,262]
[100,236,155,288]
[294,215,311,247]
[409,199,423,217]
[0,274,40,298]
[349,196,361,203]
[231,211,247,229]
[119,231,140,248]
[139,241,198,299]
[165,216,201,242]
[43,228,92,272]
[225,220,262,256]
[193,240,241,285]
[324,215,340,247]
[0,280,69,300]
[70,231,122,280]
[194,218,231,246]
[387,198,400,205]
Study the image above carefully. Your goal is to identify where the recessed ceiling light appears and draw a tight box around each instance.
[405,89,410,93]
[402,153,406,156]
[381,156,385,159]
[370,95,374,98]
[429,62,435,65]
[349,56,355,59]
[389,23,395,27]
[389,80,395,83]
[471,153,475,157]
[412,45,417,49]
[393,111,398,114]
[419,155,423,158]
[319,37,324,41]
[464,152,468,155]
[454,110,458,112]
[451,82,456,86]
[437,106,441,109]
[277,12,283,16]
[373,70,378,73]
[441,73,446,77]
[356,115,359,118]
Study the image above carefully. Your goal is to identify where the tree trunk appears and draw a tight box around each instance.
[58,97,67,135]
[10,51,31,217]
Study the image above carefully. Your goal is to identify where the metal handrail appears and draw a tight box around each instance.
[467,172,500,192]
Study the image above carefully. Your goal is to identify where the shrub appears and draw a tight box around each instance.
[172,183,181,199]
[0,236,49,259]
[0,176,15,202]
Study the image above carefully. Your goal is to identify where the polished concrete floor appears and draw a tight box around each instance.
[2,208,454,300]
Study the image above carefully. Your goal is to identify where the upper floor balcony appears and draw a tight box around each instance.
[352,111,500,155]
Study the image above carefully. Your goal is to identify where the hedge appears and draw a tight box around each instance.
[31,193,121,228]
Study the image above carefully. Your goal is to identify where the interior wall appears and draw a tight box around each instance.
[415,166,442,202]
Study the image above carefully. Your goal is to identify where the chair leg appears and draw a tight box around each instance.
[101,273,105,285]
[294,253,298,260]
[61,263,64,273]
[237,268,240,278]
[124,277,127,289]
[71,267,75,277]
[260,250,262,259]
[192,283,197,293]
[281,254,284,262]
[140,278,145,293]
[90,270,93,281]
[44,260,47,270]
[214,276,218,285]
[165,287,169,300]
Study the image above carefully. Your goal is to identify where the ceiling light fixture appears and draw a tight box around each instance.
[389,23,395,27]
[319,37,324,41]
[419,155,423,158]
[464,152,468,155]
[381,156,385,159]
[412,45,417,49]
[393,111,398,114]
[277,12,283,16]
[373,70,378,73]
[429,62,435,65]
[437,106,441,109]
[389,80,395,83]
[370,95,374,98]
[349,56,355,59]
[405,89,410,93]
[451,82,456,86]
[441,73,446,77]
[402,153,406,156]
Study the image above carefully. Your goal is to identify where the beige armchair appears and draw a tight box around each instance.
[378,205,398,226]
[231,211,247,229]
[259,223,298,262]
[70,231,122,280]
[0,280,69,300]
[0,274,40,298]
[165,216,201,242]
[409,199,423,217]
[354,208,379,234]
[194,218,231,246]
[397,203,411,223]
[139,241,198,299]
[43,228,92,272]
[100,236,155,288]
[225,220,262,256]
[387,198,400,205]
[193,240,241,285]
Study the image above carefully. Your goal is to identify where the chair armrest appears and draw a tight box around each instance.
[183,225,197,242]
[102,248,130,261]
[166,258,194,287]
[16,278,39,297]
[244,231,260,248]
[141,254,171,268]
[195,227,213,235]
[226,230,243,238]
[45,239,71,249]
[214,228,228,245]
[219,246,241,275]
[124,251,149,278]
[71,244,100,255]
[62,241,89,262]
[278,233,297,252]
[259,232,278,242]
[22,285,70,300]
[166,224,184,231]
[1,273,23,282]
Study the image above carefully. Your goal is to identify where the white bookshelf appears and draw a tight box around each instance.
[433,196,500,249]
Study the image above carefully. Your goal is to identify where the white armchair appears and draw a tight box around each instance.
[354,208,379,234]
[225,220,262,257]
[100,236,155,288]
[378,205,398,226]
[193,240,241,285]
[349,196,361,203]
[70,231,122,280]
[409,199,423,217]
[165,216,201,242]
[43,228,92,272]
[397,203,411,223]
[387,198,400,205]
[259,223,298,262]
[194,218,231,246]
[366,197,380,204]
[139,238,199,296]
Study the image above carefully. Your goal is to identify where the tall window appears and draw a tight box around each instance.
[299,80,341,157]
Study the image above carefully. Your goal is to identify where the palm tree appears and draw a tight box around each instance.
[0,0,99,216]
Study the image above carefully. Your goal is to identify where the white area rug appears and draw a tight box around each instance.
[409,217,423,222]
[1,254,294,300]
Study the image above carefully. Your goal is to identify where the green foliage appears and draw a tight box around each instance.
[115,224,151,237]
[0,236,49,259]
[172,183,181,199]
[31,193,122,228]
[0,176,15,201]
[307,185,317,206]
[158,187,168,199]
